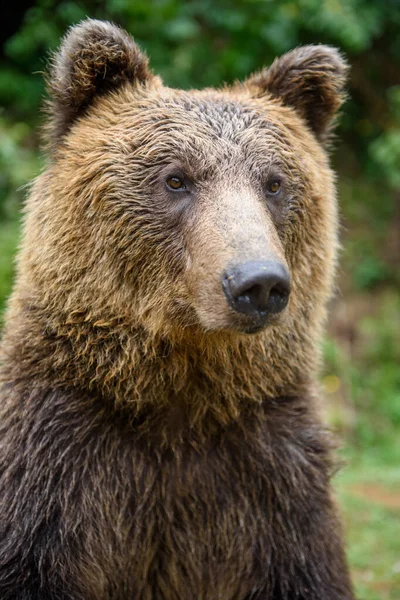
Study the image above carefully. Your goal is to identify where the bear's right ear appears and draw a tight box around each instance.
[46,19,155,147]
[245,45,348,143]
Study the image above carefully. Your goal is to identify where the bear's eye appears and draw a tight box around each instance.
[266,180,281,195]
[166,176,186,191]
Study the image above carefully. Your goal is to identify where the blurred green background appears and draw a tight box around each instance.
[1,1,399,597]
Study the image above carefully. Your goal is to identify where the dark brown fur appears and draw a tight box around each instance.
[0,20,353,599]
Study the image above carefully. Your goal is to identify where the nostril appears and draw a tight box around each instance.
[237,284,263,306]
[267,284,290,314]
[270,285,285,299]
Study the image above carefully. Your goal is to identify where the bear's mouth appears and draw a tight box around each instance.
[232,315,280,335]
[241,322,270,335]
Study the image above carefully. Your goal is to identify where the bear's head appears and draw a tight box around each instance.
[14,20,347,402]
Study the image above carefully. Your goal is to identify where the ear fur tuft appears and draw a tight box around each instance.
[247,45,348,142]
[46,19,154,147]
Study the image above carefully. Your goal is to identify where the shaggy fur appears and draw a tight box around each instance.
[0,19,353,599]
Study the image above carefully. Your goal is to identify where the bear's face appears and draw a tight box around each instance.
[34,20,347,340]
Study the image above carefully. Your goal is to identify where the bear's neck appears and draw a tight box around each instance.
[1,302,317,433]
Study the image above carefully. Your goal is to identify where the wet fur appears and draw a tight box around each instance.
[0,20,353,599]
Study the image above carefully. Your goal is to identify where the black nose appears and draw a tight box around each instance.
[222,260,291,320]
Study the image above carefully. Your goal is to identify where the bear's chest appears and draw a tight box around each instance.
[78,408,329,599]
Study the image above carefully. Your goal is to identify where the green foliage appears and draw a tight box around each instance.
[0,220,20,324]
[370,87,400,189]
[0,117,42,220]
[338,178,398,290]
[324,293,400,460]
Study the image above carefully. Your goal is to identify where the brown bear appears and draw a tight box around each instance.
[0,19,354,600]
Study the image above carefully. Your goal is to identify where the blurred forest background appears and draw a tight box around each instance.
[0,1,399,597]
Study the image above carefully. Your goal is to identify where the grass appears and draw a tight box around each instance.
[336,463,400,600]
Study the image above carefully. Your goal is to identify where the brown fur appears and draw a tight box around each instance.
[0,20,353,599]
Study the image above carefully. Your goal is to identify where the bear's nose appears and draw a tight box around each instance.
[222,260,291,321]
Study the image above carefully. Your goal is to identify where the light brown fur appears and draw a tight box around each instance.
[4,88,337,421]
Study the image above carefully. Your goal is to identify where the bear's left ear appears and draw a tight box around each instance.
[246,45,348,142]
[47,19,156,147]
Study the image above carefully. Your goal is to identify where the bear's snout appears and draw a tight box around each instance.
[222,260,291,332]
